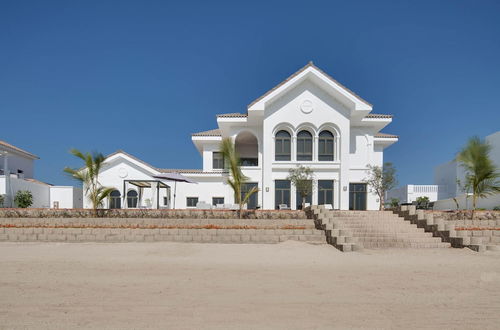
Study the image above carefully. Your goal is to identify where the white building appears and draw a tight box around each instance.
[0,140,83,208]
[93,62,398,210]
[386,185,439,204]
[432,131,500,210]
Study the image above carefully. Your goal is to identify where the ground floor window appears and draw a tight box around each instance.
[318,180,334,206]
[109,190,121,209]
[212,197,224,206]
[295,180,312,210]
[349,183,367,210]
[275,180,291,209]
[241,183,258,209]
[186,197,198,208]
[127,190,138,208]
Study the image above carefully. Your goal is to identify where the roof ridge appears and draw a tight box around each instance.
[247,61,372,109]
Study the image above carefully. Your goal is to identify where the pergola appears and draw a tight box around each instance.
[123,179,170,209]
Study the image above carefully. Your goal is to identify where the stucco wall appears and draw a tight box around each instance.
[0,153,34,179]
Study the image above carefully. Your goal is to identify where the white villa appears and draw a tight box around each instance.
[92,62,398,210]
[0,140,83,208]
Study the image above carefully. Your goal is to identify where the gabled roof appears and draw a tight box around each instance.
[374,133,399,139]
[158,168,215,174]
[0,140,39,159]
[192,128,222,137]
[105,150,160,173]
[248,61,372,110]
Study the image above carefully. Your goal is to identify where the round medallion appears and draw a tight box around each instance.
[118,168,128,178]
[300,100,314,114]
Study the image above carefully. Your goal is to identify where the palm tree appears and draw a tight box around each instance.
[220,138,259,218]
[64,149,114,214]
[456,136,500,219]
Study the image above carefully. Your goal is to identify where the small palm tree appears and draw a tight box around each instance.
[220,138,258,218]
[456,136,500,219]
[64,149,114,213]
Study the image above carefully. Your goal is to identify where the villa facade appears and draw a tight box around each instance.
[93,62,398,210]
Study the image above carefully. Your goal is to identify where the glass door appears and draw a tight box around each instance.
[349,183,367,210]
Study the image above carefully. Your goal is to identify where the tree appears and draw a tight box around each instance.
[220,138,259,218]
[14,190,33,208]
[287,165,314,209]
[455,136,500,219]
[363,162,398,210]
[64,149,114,213]
[389,198,400,208]
[416,196,430,209]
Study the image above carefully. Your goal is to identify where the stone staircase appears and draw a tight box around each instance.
[0,218,326,244]
[395,205,500,252]
[308,206,450,252]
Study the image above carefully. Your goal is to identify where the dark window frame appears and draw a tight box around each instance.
[275,180,291,209]
[126,190,138,208]
[109,190,121,209]
[275,130,291,161]
[318,180,334,206]
[212,197,225,206]
[297,130,313,161]
[318,130,335,161]
[213,152,224,169]
[186,197,199,208]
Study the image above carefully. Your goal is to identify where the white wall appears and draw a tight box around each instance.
[387,185,439,204]
[433,193,500,210]
[50,186,83,208]
[0,176,50,208]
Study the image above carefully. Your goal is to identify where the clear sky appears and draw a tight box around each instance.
[1,0,499,187]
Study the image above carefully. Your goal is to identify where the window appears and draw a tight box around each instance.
[318,180,334,206]
[275,180,291,209]
[275,130,291,161]
[297,130,313,161]
[212,197,224,206]
[127,190,138,208]
[186,197,198,207]
[318,130,334,161]
[239,158,258,166]
[163,196,169,206]
[213,152,224,169]
[240,183,258,209]
[109,190,121,209]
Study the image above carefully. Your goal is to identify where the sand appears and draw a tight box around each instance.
[0,241,499,329]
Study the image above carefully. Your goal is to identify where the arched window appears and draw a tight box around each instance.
[127,190,138,208]
[275,130,291,161]
[109,190,121,209]
[318,130,335,161]
[297,130,312,161]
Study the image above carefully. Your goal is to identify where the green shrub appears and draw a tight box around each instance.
[389,198,400,208]
[493,206,500,211]
[0,194,4,207]
[14,190,33,208]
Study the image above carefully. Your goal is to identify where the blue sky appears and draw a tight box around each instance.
[1,0,499,186]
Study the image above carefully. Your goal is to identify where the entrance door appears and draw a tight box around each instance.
[241,183,258,209]
[349,183,367,210]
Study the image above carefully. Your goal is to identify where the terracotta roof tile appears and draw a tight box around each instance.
[216,113,248,118]
[191,128,222,137]
[0,140,39,159]
[374,133,399,139]
[365,114,393,119]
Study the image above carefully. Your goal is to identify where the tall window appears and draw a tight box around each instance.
[318,180,334,206]
[295,180,312,210]
[297,130,313,161]
[275,130,291,161]
[275,180,291,209]
[213,152,224,169]
[241,183,258,209]
[109,190,121,209]
[127,190,138,208]
[318,131,334,161]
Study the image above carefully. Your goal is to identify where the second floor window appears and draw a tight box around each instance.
[318,130,334,161]
[275,130,291,161]
[213,152,224,169]
[297,130,312,161]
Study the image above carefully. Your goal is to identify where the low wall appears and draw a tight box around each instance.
[429,210,500,221]
[0,208,307,219]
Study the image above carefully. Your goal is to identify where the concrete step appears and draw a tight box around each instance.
[363,242,450,248]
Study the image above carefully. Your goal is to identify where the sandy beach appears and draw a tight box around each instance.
[1,241,499,329]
